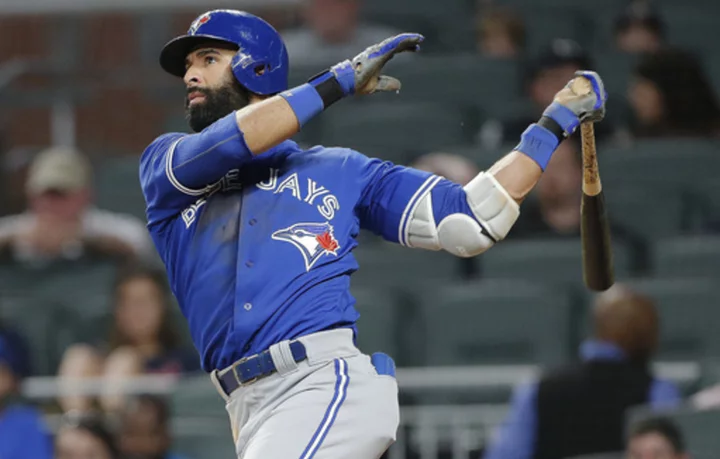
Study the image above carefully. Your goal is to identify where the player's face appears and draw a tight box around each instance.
[627,432,687,459]
[56,428,114,459]
[630,77,664,125]
[30,189,89,222]
[116,277,165,345]
[183,46,251,132]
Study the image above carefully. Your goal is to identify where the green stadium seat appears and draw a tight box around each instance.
[593,52,640,101]
[600,139,720,186]
[171,375,225,416]
[351,287,403,360]
[417,280,573,366]
[602,184,688,239]
[620,278,720,361]
[479,238,634,285]
[387,55,522,114]
[653,236,720,279]
[691,177,720,225]
[321,101,470,163]
[94,156,147,221]
[350,242,465,290]
[0,295,60,376]
[663,7,720,53]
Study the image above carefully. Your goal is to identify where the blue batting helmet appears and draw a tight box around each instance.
[160,10,289,95]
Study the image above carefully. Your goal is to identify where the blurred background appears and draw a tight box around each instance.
[0,0,719,458]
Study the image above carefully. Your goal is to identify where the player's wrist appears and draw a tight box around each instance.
[279,62,355,127]
[542,101,580,137]
[514,124,560,171]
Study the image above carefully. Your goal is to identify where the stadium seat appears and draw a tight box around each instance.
[417,280,573,366]
[94,156,147,221]
[171,374,225,416]
[321,101,471,164]
[350,242,465,290]
[652,236,720,279]
[0,295,60,376]
[479,238,634,285]
[662,7,720,53]
[386,55,522,115]
[351,286,404,361]
[600,139,720,186]
[593,52,640,101]
[602,184,688,239]
[619,278,720,361]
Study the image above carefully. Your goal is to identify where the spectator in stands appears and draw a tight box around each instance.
[410,152,480,186]
[626,416,689,459]
[614,4,665,53]
[477,39,613,149]
[119,395,190,459]
[0,326,53,459]
[484,285,682,459]
[629,49,720,138]
[56,412,120,459]
[58,264,199,413]
[476,7,526,58]
[0,147,154,266]
[509,139,642,260]
[282,0,401,67]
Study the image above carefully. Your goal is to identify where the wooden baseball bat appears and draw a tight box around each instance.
[572,77,615,291]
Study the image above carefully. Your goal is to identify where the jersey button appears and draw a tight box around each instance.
[245,260,254,268]
[244,303,252,311]
[249,218,257,226]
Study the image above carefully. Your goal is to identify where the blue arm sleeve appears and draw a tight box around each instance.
[354,153,486,246]
[484,383,537,459]
[649,378,683,410]
[354,156,439,244]
[139,112,253,224]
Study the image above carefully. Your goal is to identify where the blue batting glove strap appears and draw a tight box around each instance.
[542,102,581,136]
[515,124,561,171]
[328,60,355,96]
[279,83,324,128]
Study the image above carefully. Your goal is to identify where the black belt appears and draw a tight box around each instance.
[217,340,307,396]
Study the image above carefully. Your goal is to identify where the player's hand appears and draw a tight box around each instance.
[542,70,608,136]
[328,33,424,96]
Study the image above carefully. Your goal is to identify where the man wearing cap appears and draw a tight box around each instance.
[0,147,153,265]
[0,326,53,459]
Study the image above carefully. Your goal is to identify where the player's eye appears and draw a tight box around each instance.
[205,55,217,65]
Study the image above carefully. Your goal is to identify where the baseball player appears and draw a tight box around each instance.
[139,9,607,459]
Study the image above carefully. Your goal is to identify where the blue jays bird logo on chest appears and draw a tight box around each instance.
[272,222,340,271]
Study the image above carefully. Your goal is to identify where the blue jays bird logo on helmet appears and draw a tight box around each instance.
[189,13,212,35]
[272,222,340,271]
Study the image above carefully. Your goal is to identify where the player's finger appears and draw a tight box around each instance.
[373,75,402,93]
[574,70,608,109]
[368,33,424,60]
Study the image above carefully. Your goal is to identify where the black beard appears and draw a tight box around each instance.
[185,79,252,132]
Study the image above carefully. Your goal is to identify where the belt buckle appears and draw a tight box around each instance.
[232,356,259,386]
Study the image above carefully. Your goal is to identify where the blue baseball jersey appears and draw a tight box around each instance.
[140,113,470,372]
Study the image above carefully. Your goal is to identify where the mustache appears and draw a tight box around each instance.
[185,87,210,107]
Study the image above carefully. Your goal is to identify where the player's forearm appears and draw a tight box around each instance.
[487,151,543,204]
[235,96,300,154]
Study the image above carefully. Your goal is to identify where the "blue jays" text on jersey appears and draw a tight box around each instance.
[140,113,474,371]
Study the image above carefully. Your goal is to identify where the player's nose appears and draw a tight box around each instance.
[183,66,203,86]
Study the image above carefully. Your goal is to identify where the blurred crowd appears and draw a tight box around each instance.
[0,0,719,458]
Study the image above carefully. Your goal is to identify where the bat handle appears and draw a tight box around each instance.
[580,122,602,196]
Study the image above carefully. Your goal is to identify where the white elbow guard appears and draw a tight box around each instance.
[406,172,520,257]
